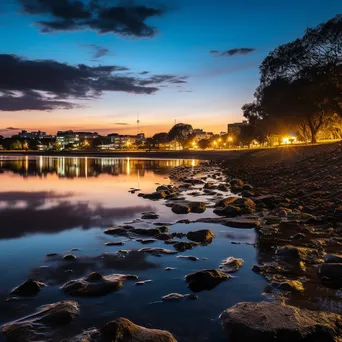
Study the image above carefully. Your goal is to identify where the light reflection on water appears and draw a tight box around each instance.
[0,156,267,342]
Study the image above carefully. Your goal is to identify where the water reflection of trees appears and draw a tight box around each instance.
[0,157,196,178]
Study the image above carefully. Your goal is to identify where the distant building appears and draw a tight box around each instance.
[99,133,145,150]
[192,129,214,142]
[227,121,248,137]
[13,130,47,139]
[57,130,99,147]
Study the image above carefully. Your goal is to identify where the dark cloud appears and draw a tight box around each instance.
[211,48,256,56]
[5,127,21,130]
[140,71,149,75]
[0,54,186,111]
[82,44,111,59]
[115,122,130,125]
[138,75,187,86]
[18,0,166,38]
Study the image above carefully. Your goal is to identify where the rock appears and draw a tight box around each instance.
[2,301,79,342]
[203,182,216,190]
[61,272,131,296]
[135,280,152,286]
[215,197,256,212]
[324,254,342,263]
[156,185,170,192]
[155,233,172,241]
[219,257,244,273]
[138,248,177,256]
[171,204,190,214]
[10,279,47,297]
[177,255,199,261]
[230,178,243,186]
[141,212,159,220]
[220,301,342,342]
[100,318,176,342]
[63,254,77,261]
[130,228,162,236]
[275,245,322,263]
[241,190,254,198]
[143,191,169,200]
[185,269,230,292]
[217,184,229,192]
[252,194,282,209]
[46,253,58,257]
[242,184,253,191]
[165,267,176,271]
[135,238,157,244]
[214,205,241,217]
[275,280,304,292]
[187,229,214,244]
[64,318,177,342]
[318,263,342,287]
[188,201,206,213]
[105,241,125,246]
[104,227,130,236]
[202,218,260,228]
[173,241,198,252]
[162,293,198,301]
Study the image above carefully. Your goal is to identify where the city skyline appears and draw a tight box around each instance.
[0,0,340,137]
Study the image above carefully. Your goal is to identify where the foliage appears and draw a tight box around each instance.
[242,14,342,144]
[152,132,168,148]
[167,123,193,149]
[197,139,211,150]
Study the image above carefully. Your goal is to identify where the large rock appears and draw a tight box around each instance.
[10,279,47,297]
[188,201,206,213]
[187,229,214,244]
[171,204,190,214]
[252,194,282,209]
[173,241,199,252]
[141,212,159,220]
[61,272,132,296]
[2,301,79,342]
[213,205,241,217]
[276,245,323,264]
[185,269,230,292]
[219,257,244,273]
[318,263,342,287]
[220,301,342,342]
[215,197,256,213]
[63,317,176,342]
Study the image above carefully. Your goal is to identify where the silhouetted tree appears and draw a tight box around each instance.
[152,132,168,149]
[167,123,193,149]
[198,139,210,150]
[243,15,342,144]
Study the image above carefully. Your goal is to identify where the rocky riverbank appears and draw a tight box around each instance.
[1,144,342,342]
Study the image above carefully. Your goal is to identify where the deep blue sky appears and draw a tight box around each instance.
[0,0,340,136]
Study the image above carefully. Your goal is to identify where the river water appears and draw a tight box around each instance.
[0,156,267,341]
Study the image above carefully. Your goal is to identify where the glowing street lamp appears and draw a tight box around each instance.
[228,137,233,142]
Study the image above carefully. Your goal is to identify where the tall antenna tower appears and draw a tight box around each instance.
[137,113,140,134]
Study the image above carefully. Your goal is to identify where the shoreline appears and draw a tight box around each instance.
[0,142,338,161]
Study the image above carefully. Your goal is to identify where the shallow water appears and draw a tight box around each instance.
[0,156,267,341]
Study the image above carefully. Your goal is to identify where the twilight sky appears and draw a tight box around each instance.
[0,0,340,137]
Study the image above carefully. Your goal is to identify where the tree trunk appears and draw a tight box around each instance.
[307,113,324,144]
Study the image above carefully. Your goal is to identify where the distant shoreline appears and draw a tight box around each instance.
[0,143,335,161]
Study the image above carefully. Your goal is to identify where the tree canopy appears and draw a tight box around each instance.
[167,123,193,149]
[242,14,342,144]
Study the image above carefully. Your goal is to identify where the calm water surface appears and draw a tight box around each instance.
[0,156,267,341]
